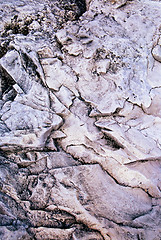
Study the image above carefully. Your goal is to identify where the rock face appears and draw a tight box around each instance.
[0,0,161,239]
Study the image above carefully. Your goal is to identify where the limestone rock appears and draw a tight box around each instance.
[0,0,161,240]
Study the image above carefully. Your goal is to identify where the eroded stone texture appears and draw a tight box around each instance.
[0,0,161,240]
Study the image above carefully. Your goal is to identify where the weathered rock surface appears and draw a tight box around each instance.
[0,0,161,239]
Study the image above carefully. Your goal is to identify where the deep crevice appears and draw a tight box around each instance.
[74,0,87,18]
[57,0,86,20]
[0,66,16,100]
[102,133,124,150]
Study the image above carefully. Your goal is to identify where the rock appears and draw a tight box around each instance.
[0,0,161,240]
[96,59,111,74]
[41,58,78,95]
[0,227,31,240]
[152,44,161,62]
[50,164,152,223]
[54,85,75,108]
[50,130,66,139]
[37,46,54,59]
[0,49,32,93]
[46,152,79,169]
[29,227,75,240]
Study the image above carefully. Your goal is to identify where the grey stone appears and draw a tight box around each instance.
[0,0,161,240]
